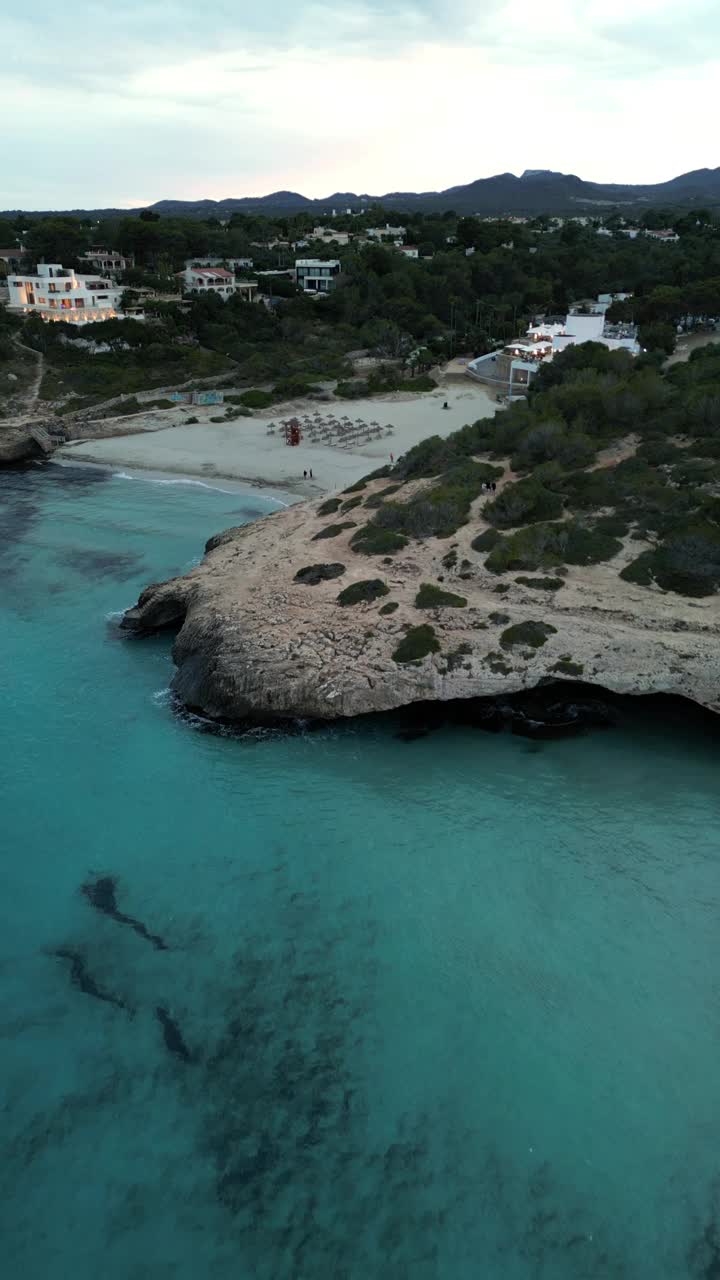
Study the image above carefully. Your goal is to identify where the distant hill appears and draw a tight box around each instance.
[4,167,720,219]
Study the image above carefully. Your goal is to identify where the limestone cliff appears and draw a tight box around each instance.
[121,476,720,723]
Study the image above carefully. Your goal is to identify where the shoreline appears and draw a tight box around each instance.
[53,381,498,496]
[50,457,305,507]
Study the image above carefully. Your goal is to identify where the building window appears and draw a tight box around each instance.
[48,284,57,293]
[37,297,46,304]
[49,299,57,308]
[75,299,84,308]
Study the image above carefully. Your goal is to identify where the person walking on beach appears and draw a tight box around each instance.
[309,468,313,479]
[303,470,307,479]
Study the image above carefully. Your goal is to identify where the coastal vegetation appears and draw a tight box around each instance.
[4,203,720,419]
[415,583,467,608]
[391,624,441,664]
[331,340,720,598]
[499,621,557,650]
[294,563,346,584]
[337,579,389,606]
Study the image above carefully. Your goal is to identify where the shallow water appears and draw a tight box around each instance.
[2,463,720,1279]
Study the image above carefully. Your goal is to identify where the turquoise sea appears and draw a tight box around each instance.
[2,461,720,1279]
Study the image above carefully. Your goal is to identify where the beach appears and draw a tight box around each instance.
[55,380,498,495]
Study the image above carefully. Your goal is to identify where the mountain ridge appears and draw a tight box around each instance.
[4,167,720,219]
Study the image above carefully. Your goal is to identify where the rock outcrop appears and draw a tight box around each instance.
[0,418,65,466]
[121,476,720,724]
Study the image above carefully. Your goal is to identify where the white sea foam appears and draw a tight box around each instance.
[110,470,291,506]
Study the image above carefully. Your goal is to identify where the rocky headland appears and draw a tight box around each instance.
[121,471,720,725]
[122,343,720,725]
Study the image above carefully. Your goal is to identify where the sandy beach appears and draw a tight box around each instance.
[55,381,498,495]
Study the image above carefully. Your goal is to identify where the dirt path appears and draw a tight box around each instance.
[665,332,720,366]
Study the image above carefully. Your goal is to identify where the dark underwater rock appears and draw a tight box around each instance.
[53,948,127,1012]
[155,1006,192,1062]
[82,875,168,950]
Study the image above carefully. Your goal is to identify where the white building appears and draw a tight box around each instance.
[398,245,420,259]
[311,227,351,246]
[78,247,132,276]
[466,294,639,393]
[548,300,639,357]
[177,265,257,301]
[6,263,124,323]
[646,229,679,243]
[365,224,406,242]
[184,256,254,271]
[295,259,341,293]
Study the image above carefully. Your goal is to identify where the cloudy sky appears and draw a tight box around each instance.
[2,0,719,208]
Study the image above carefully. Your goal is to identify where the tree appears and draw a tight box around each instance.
[25,218,89,266]
[638,322,676,355]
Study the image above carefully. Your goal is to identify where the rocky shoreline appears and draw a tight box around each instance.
[121,472,720,726]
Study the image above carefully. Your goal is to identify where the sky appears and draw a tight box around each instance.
[2,0,720,208]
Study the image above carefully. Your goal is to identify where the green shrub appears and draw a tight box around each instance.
[637,439,684,467]
[364,460,501,542]
[415,583,467,608]
[486,520,622,574]
[488,611,510,624]
[620,524,720,596]
[294,563,346,584]
[318,497,342,515]
[312,521,357,541]
[442,548,458,569]
[350,525,408,555]
[363,481,404,506]
[115,396,142,415]
[482,651,512,674]
[515,576,564,591]
[471,527,502,552]
[335,379,368,399]
[594,514,629,538]
[337,578,389,606]
[499,620,557,650]
[484,476,564,529]
[444,642,473,672]
[239,388,276,409]
[550,659,584,676]
[392,624,440,663]
[379,601,399,615]
[340,495,364,513]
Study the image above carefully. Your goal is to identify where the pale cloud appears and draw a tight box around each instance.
[1,1,719,207]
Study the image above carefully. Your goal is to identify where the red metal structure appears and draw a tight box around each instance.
[284,418,302,446]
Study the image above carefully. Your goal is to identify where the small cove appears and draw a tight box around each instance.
[1,462,719,1279]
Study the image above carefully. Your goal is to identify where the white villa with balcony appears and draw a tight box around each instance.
[467,294,640,395]
[177,265,258,301]
[6,263,124,323]
[78,247,132,277]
